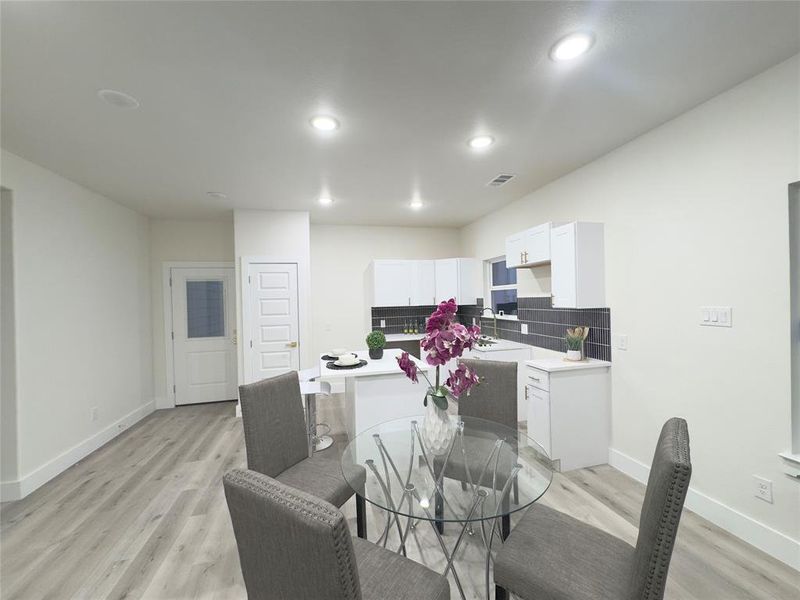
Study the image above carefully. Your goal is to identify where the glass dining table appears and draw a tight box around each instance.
[341,415,553,600]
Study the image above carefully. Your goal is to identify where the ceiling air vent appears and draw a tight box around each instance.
[487,173,515,187]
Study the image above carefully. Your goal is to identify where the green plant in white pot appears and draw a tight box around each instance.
[366,330,386,360]
[565,326,589,361]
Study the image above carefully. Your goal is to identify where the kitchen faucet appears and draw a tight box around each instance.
[481,307,498,339]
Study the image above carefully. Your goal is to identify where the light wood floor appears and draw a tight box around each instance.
[1,401,798,600]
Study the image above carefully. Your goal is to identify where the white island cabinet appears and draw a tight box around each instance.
[525,358,611,471]
[319,348,432,439]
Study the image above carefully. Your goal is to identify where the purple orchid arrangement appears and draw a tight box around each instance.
[396,298,481,410]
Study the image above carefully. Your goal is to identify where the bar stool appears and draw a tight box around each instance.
[298,367,334,454]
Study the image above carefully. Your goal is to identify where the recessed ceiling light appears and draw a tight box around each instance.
[97,88,140,109]
[207,191,227,200]
[310,115,340,131]
[410,199,423,210]
[318,196,334,206]
[468,135,494,150]
[550,32,594,61]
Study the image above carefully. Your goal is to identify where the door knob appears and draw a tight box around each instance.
[287,341,298,348]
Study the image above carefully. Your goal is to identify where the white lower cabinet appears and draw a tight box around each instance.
[525,360,610,471]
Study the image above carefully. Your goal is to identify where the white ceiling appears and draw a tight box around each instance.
[2,2,798,226]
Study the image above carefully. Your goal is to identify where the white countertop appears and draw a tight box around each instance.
[384,333,425,342]
[472,339,532,353]
[319,348,431,378]
[525,357,611,373]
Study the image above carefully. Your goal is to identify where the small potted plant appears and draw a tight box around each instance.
[565,326,589,361]
[366,330,386,360]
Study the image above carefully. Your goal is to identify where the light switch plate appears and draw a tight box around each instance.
[700,306,732,327]
[521,323,529,334]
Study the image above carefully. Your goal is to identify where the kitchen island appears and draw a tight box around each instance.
[318,348,432,439]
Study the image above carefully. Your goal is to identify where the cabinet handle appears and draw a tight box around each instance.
[529,376,540,381]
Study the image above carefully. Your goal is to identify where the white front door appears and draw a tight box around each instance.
[245,263,300,383]
[171,267,237,405]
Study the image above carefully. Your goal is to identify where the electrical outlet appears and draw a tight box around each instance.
[521,323,529,334]
[753,476,773,503]
[472,318,476,325]
[612,334,628,350]
[90,407,98,422]
[380,319,386,328]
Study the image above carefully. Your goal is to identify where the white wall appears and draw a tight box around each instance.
[0,150,153,500]
[791,183,800,455]
[149,218,234,406]
[1,188,19,486]
[233,210,312,377]
[310,225,461,355]
[461,56,800,567]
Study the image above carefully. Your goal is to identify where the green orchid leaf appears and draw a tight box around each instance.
[431,393,449,411]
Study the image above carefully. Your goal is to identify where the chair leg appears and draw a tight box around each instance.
[495,585,509,600]
[435,489,444,534]
[501,494,510,540]
[513,478,519,505]
[356,494,367,539]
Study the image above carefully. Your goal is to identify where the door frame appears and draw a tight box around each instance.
[161,261,235,409]
[240,256,310,386]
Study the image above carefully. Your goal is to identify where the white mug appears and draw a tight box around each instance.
[338,353,358,365]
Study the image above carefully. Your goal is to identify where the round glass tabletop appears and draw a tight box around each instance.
[341,415,553,523]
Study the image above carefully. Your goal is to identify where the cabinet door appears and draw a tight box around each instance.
[411,260,436,306]
[551,223,577,308]
[457,258,480,305]
[373,260,413,306]
[527,386,552,455]
[434,259,459,303]
[523,224,551,265]
[505,233,524,268]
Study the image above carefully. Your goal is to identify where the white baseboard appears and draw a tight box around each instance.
[0,400,156,502]
[609,448,800,571]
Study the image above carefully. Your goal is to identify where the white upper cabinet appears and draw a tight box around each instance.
[368,258,479,307]
[551,222,605,308]
[505,223,557,268]
[411,260,436,305]
[370,260,414,306]
[505,232,525,268]
[434,258,480,305]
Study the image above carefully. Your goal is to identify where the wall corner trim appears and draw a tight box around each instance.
[0,400,156,502]
[609,447,800,571]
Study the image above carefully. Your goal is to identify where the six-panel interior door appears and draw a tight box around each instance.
[247,263,300,382]
[171,267,237,405]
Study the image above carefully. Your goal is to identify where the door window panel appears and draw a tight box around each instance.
[187,280,225,338]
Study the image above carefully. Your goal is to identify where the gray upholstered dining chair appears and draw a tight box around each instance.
[239,371,367,538]
[223,468,450,600]
[434,359,518,535]
[494,417,692,600]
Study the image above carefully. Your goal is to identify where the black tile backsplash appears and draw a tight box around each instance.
[370,296,612,361]
[370,305,478,334]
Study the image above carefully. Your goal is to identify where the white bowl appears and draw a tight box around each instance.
[330,348,348,357]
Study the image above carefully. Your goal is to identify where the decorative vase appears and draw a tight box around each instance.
[423,394,455,455]
[566,349,583,361]
[369,347,384,360]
